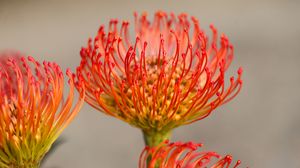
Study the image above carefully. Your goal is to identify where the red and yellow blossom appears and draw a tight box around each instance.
[0,52,85,168]
[77,11,243,146]
[139,140,241,168]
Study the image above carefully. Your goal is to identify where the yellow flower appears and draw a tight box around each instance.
[0,52,85,167]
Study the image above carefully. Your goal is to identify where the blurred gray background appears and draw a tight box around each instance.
[1,0,300,167]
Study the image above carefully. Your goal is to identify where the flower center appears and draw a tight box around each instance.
[104,56,200,130]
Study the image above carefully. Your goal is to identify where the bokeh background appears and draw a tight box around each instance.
[1,0,299,167]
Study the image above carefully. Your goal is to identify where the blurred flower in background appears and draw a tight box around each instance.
[139,140,241,168]
[77,11,243,146]
[0,51,85,168]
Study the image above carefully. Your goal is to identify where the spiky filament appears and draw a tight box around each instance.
[139,140,241,168]
[77,11,243,138]
[0,52,85,168]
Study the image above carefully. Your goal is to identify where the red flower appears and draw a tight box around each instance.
[139,141,241,168]
[77,11,243,146]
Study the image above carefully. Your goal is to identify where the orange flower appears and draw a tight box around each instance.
[139,141,241,168]
[0,52,85,167]
[77,11,243,146]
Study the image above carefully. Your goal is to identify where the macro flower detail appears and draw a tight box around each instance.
[139,141,241,168]
[0,53,85,168]
[77,11,243,146]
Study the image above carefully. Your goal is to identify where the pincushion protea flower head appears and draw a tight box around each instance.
[139,140,241,168]
[0,52,85,168]
[77,11,243,146]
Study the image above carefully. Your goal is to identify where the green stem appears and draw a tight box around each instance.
[142,130,171,147]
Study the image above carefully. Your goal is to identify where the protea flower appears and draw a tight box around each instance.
[0,52,85,168]
[77,11,243,146]
[139,140,241,168]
